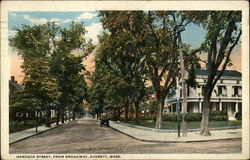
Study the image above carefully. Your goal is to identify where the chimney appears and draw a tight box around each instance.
[11,76,15,82]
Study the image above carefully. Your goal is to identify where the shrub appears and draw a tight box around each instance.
[223,115,228,121]
[210,111,227,116]
[185,113,202,122]
[209,111,228,121]
[145,117,154,121]
[139,117,145,121]
[162,113,202,122]
[235,111,242,120]
[163,114,177,122]
[120,116,150,122]
[110,117,119,121]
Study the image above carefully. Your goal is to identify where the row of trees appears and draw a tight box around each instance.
[10,11,241,136]
[89,11,241,136]
[10,22,94,126]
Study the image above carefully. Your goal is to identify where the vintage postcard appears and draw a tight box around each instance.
[1,1,249,160]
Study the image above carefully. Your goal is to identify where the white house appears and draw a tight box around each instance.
[165,69,242,119]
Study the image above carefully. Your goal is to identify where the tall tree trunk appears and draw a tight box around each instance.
[46,108,51,127]
[72,111,75,121]
[124,100,129,122]
[155,93,163,129]
[69,109,72,121]
[200,89,212,136]
[117,106,121,121]
[134,100,140,125]
[182,81,187,137]
[160,97,165,125]
[56,109,60,125]
[61,110,65,123]
[65,110,68,122]
[112,108,116,120]
[97,113,100,120]
[200,65,217,136]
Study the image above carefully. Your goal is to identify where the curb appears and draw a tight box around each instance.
[109,122,242,143]
[9,121,71,145]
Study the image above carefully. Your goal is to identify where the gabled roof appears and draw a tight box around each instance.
[196,69,242,77]
[9,80,24,90]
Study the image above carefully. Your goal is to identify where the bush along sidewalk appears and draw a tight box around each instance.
[151,111,229,122]
[209,111,228,121]
[120,111,231,123]
[9,117,59,133]
[156,113,202,122]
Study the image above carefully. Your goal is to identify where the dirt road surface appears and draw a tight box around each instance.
[10,118,241,154]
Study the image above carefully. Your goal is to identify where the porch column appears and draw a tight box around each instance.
[219,101,222,111]
[235,102,239,112]
[199,101,202,113]
[171,105,173,113]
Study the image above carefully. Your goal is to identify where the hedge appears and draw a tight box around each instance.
[119,117,152,122]
[154,113,202,122]
[209,111,228,121]
[185,113,202,122]
[163,114,178,122]
[210,111,227,116]
[120,111,229,122]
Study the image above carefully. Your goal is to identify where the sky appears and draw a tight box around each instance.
[8,11,103,45]
[8,11,207,49]
[8,11,241,84]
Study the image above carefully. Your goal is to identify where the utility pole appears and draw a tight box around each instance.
[177,27,187,137]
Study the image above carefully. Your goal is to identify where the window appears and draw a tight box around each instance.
[202,86,205,96]
[233,86,239,96]
[218,86,222,96]
[187,86,190,97]
[16,112,23,117]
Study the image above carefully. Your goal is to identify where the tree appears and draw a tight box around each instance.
[94,27,148,124]
[24,58,61,126]
[10,23,61,127]
[89,52,130,121]
[195,11,242,136]
[10,22,93,126]
[50,22,94,123]
[12,89,40,124]
[99,11,201,128]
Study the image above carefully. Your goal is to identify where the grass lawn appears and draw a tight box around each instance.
[126,120,242,130]
[9,120,38,133]
[9,118,58,133]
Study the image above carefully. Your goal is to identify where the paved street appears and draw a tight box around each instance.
[10,118,241,154]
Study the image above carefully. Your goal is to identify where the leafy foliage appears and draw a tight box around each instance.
[99,11,201,128]
[194,11,242,135]
[10,22,93,123]
[10,23,61,112]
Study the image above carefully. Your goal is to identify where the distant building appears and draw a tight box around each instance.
[9,76,24,94]
[9,76,25,120]
[9,76,57,121]
[165,69,242,120]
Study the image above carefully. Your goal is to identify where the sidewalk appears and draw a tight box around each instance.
[9,121,70,144]
[109,121,242,143]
